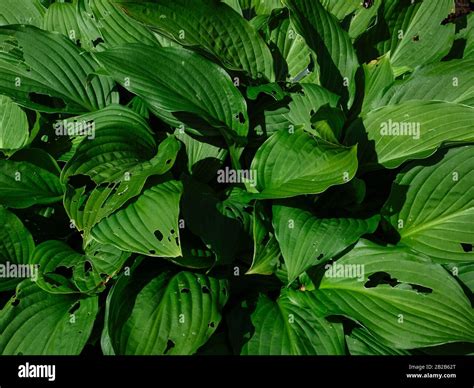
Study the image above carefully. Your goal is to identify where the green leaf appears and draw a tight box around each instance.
[0,95,29,154]
[361,54,395,114]
[31,240,129,294]
[383,146,474,263]
[258,84,339,137]
[86,0,159,48]
[379,59,474,108]
[116,0,275,82]
[0,25,118,113]
[320,0,360,20]
[249,128,358,199]
[103,262,228,355]
[0,149,64,208]
[356,0,418,64]
[0,280,98,355]
[269,17,315,82]
[348,0,382,40]
[453,263,474,293]
[175,130,227,182]
[222,0,242,15]
[60,108,181,237]
[182,176,245,265]
[310,105,346,143]
[43,2,102,51]
[91,180,183,258]
[390,0,455,74]
[463,14,474,59]
[346,327,410,355]
[0,207,35,291]
[61,105,157,183]
[247,201,281,275]
[285,0,359,107]
[285,84,340,132]
[361,100,474,169]
[272,204,379,284]
[64,134,180,236]
[95,44,249,142]
[0,0,45,27]
[242,290,345,355]
[239,0,283,16]
[309,240,474,349]
[113,0,275,81]
[127,96,149,119]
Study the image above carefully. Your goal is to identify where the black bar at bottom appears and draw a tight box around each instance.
[0,356,472,387]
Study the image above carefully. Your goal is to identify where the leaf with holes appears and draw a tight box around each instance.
[0,25,117,113]
[95,44,249,142]
[307,240,474,348]
[102,262,228,355]
[91,180,183,258]
[0,280,98,355]
[383,146,474,263]
[31,240,129,294]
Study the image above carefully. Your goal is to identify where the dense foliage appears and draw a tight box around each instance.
[0,0,473,355]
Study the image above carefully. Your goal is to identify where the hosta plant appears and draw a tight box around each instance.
[0,0,473,356]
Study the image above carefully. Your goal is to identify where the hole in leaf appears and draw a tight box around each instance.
[362,0,374,8]
[180,288,190,294]
[84,260,93,273]
[28,93,66,109]
[170,229,175,234]
[92,37,104,47]
[68,174,95,191]
[164,339,175,354]
[166,159,172,164]
[12,298,20,307]
[54,266,74,278]
[175,237,180,246]
[208,322,215,328]
[237,112,246,124]
[410,284,432,294]
[412,35,420,41]
[365,272,400,288]
[201,286,210,294]
[68,301,80,314]
[461,243,473,252]
[154,230,163,241]
[149,250,156,255]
